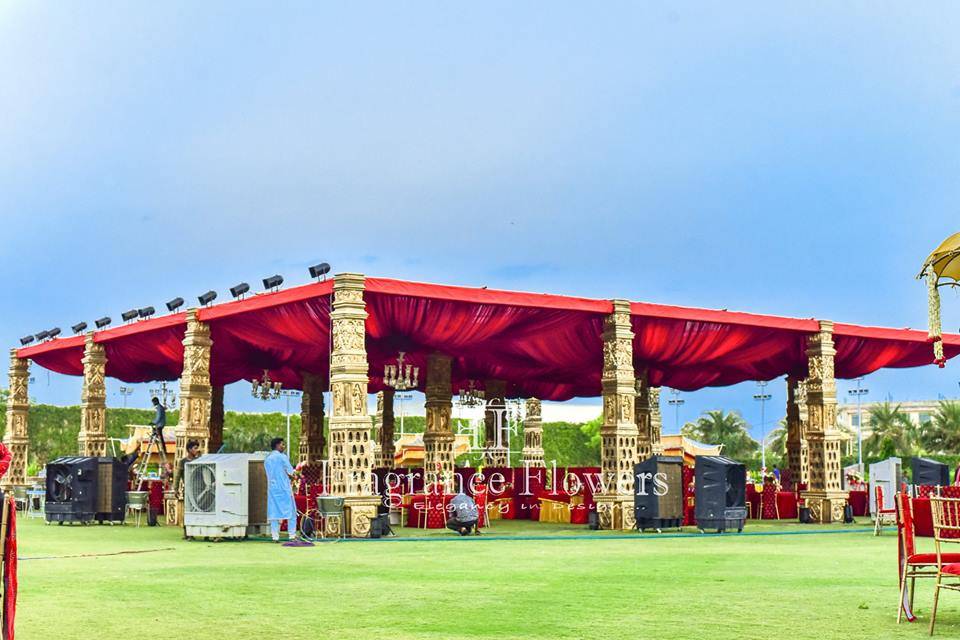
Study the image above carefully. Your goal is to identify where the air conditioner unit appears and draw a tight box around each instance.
[184,453,274,539]
[184,454,251,539]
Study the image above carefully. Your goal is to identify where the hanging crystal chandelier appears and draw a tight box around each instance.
[457,380,485,407]
[384,352,419,391]
[251,369,282,400]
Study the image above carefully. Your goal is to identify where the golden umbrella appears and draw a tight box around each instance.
[919,232,960,367]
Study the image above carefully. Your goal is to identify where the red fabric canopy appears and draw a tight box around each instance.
[15,276,960,399]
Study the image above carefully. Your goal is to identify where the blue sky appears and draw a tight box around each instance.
[1,3,959,441]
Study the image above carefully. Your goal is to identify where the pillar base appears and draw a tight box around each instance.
[343,496,381,537]
[594,495,635,530]
[801,490,849,523]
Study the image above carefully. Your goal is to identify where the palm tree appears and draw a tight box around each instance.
[863,402,917,457]
[681,410,759,461]
[765,419,787,466]
[920,400,960,454]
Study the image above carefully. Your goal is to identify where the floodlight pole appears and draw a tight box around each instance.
[667,389,685,433]
[753,381,772,469]
[848,377,869,467]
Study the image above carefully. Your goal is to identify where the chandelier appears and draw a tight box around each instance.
[148,381,178,410]
[457,380,485,407]
[384,352,419,391]
[251,369,282,400]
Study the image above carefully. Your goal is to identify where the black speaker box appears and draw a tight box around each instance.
[694,455,747,533]
[634,455,684,531]
[913,457,950,487]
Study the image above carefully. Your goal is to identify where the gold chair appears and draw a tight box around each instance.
[927,496,960,635]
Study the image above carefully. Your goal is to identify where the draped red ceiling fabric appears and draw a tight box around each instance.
[14,276,960,397]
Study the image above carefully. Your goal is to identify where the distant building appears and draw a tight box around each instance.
[834,399,955,455]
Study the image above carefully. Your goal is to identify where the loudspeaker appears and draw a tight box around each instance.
[94,458,128,523]
[588,511,600,530]
[633,456,684,531]
[694,456,747,533]
[45,457,100,524]
[913,457,950,487]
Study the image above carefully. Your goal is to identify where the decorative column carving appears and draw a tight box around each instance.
[483,379,509,467]
[423,353,455,487]
[2,351,30,490]
[650,388,664,455]
[785,376,809,487]
[801,321,848,523]
[175,309,213,461]
[208,385,224,453]
[635,370,654,462]
[327,273,378,536]
[299,372,325,464]
[596,299,639,530]
[78,334,108,457]
[521,398,545,467]
[376,389,395,468]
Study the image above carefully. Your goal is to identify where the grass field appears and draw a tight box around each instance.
[14,516,960,639]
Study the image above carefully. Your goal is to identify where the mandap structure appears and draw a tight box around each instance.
[7,274,960,533]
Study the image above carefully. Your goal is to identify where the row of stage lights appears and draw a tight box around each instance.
[19,262,331,346]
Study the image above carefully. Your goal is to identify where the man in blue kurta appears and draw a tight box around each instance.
[264,437,298,542]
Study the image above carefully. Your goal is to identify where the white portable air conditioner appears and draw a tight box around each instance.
[184,454,252,539]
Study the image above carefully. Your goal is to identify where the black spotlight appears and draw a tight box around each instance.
[95,316,111,329]
[71,322,88,335]
[166,297,184,312]
[19,335,34,346]
[121,309,139,322]
[47,327,61,339]
[34,330,49,341]
[198,290,217,306]
[308,263,331,280]
[138,306,155,319]
[229,282,250,299]
[262,274,283,290]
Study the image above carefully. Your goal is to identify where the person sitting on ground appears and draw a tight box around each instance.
[446,491,480,536]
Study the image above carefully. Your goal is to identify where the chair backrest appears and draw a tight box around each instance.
[896,493,916,558]
[930,497,960,556]
[316,496,344,515]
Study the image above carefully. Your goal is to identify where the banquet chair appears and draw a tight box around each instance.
[422,483,445,530]
[760,483,780,520]
[896,493,960,623]
[928,496,960,635]
[875,485,896,536]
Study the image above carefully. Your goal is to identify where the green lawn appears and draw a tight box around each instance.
[14,517,960,639]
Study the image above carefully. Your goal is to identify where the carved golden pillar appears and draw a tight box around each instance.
[175,309,212,462]
[785,376,809,488]
[299,372,325,464]
[635,370,654,462]
[327,273,378,536]
[78,334,108,457]
[423,353,455,487]
[376,389,395,468]
[483,379,509,467]
[596,299,638,530]
[521,398,545,467]
[208,385,224,453]
[801,321,848,523]
[2,350,30,490]
[650,387,664,455]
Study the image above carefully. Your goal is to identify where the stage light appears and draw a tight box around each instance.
[71,322,88,335]
[166,297,184,312]
[138,306,155,319]
[19,336,34,346]
[308,263,331,280]
[121,309,139,322]
[47,327,61,339]
[35,330,49,341]
[198,290,217,306]
[229,282,250,299]
[262,274,283,290]
[95,316,112,329]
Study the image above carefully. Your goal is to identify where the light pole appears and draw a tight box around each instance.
[667,389,685,432]
[278,390,301,461]
[753,381,772,469]
[396,392,414,437]
[848,377,869,467]
[118,386,134,408]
